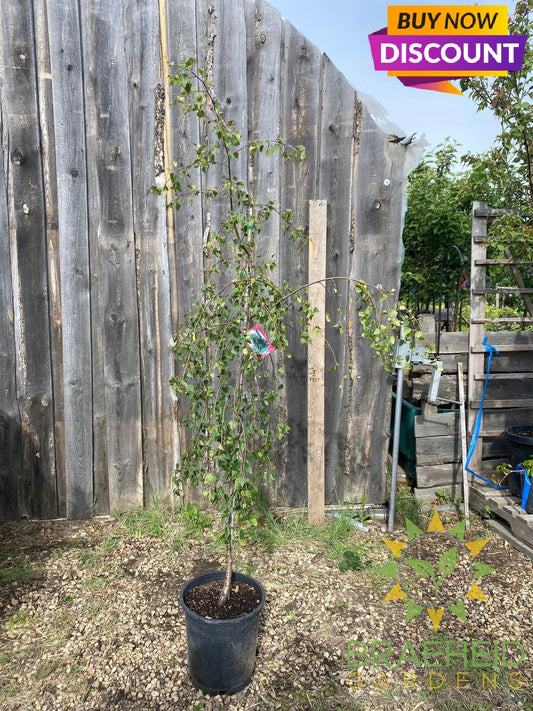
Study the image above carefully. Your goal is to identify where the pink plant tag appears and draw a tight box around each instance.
[247,325,274,359]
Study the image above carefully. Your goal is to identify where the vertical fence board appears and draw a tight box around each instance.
[280,22,320,506]
[165,0,205,482]
[83,0,143,513]
[166,0,204,325]
[129,0,176,504]
[246,0,285,498]
[46,0,93,518]
[348,105,408,503]
[0,106,26,521]
[34,0,67,516]
[1,0,57,518]
[209,0,249,286]
[317,57,356,504]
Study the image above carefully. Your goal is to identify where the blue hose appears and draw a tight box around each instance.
[464,337,508,490]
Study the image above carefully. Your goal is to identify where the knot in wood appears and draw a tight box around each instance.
[11,149,24,166]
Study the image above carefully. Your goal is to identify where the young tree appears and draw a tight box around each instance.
[459,0,532,210]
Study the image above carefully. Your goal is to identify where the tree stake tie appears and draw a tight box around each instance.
[465,337,507,490]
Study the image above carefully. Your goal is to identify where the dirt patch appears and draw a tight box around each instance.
[1,511,533,710]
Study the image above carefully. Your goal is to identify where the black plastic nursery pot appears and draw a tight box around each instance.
[506,425,533,467]
[179,571,266,696]
[505,426,533,498]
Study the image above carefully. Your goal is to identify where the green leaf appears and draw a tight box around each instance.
[405,599,424,623]
[448,518,467,541]
[405,518,424,540]
[438,547,457,577]
[474,562,496,579]
[402,558,434,579]
[449,598,467,622]
[377,561,399,578]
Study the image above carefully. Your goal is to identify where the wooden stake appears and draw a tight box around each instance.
[458,362,470,530]
[307,200,327,526]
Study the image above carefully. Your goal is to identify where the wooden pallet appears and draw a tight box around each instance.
[469,482,533,559]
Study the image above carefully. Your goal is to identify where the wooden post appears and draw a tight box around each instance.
[467,202,487,475]
[307,200,327,525]
[458,362,470,530]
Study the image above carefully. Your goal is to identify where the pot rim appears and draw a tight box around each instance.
[505,425,533,439]
[179,570,266,624]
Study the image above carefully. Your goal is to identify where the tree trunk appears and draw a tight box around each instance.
[218,541,233,606]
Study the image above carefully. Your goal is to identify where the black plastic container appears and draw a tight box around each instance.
[508,468,523,498]
[506,426,533,468]
[506,426,533,499]
[179,571,266,696]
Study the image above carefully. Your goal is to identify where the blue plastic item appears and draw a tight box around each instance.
[519,464,530,511]
[465,337,507,490]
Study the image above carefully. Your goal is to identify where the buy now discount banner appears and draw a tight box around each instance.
[368,5,527,94]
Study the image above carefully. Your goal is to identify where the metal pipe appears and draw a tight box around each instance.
[388,364,404,532]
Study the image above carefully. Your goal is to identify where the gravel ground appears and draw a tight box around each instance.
[1,507,533,711]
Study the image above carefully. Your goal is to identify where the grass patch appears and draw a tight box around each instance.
[394,486,423,527]
[251,510,316,552]
[275,679,365,710]
[250,508,377,571]
[114,501,167,537]
[173,502,212,542]
[0,552,33,583]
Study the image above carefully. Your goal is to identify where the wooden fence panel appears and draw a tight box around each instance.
[165,0,204,328]
[128,0,176,504]
[1,1,57,518]
[209,0,249,290]
[317,56,356,504]
[34,0,67,516]
[348,105,408,503]
[46,0,93,519]
[164,0,205,481]
[82,0,143,513]
[245,0,284,498]
[280,21,321,506]
[0,0,417,519]
[0,109,26,521]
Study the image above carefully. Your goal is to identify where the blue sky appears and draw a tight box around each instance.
[271,0,508,157]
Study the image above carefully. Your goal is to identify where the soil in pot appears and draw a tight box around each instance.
[184,578,261,620]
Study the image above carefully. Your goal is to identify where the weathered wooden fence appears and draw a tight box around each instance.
[0,0,413,520]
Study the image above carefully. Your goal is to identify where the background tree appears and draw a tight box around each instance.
[401,0,532,321]
[460,0,532,211]
[400,141,491,316]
